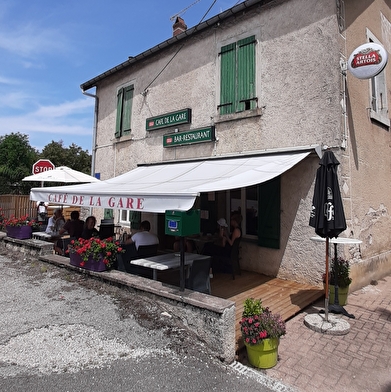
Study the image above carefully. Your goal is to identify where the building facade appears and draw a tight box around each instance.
[80,0,391,289]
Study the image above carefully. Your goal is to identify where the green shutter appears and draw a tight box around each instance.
[129,211,141,230]
[237,36,256,111]
[115,88,124,137]
[122,85,134,132]
[104,209,114,219]
[258,176,280,249]
[220,43,236,114]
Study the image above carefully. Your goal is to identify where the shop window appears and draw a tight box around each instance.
[115,84,134,137]
[218,36,257,115]
[367,30,389,127]
[119,210,141,230]
[228,185,259,238]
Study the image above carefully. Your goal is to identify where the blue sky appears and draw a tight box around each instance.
[0,0,241,153]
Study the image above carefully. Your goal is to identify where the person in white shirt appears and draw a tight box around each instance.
[46,209,64,235]
[124,220,159,250]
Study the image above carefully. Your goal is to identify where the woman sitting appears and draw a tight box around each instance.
[81,216,99,239]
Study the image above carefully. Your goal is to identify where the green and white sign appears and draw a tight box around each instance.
[163,127,215,147]
[146,108,191,131]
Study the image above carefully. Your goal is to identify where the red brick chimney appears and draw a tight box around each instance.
[173,17,187,36]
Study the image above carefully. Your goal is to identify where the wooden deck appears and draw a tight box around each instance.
[159,268,324,349]
[209,270,324,349]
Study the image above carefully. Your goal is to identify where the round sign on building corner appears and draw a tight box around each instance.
[347,42,388,79]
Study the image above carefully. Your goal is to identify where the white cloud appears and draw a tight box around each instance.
[0,98,94,138]
[0,23,69,59]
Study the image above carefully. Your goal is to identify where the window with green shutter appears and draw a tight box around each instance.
[219,36,256,115]
[115,84,134,137]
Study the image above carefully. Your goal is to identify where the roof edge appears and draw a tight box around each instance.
[80,0,273,91]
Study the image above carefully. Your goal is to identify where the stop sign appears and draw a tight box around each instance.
[32,159,55,174]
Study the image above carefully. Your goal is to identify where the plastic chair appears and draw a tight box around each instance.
[185,257,211,294]
[137,244,159,258]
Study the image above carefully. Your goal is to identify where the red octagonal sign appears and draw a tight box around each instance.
[32,159,55,174]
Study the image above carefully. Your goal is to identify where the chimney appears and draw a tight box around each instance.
[173,17,187,36]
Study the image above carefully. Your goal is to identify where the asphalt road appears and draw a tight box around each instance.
[0,252,290,392]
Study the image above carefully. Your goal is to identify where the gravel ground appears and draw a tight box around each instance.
[0,250,206,376]
[0,249,289,392]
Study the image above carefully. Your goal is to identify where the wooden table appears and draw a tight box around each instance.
[130,252,211,280]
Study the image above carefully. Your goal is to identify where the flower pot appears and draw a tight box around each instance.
[245,337,279,369]
[328,284,349,306]
[6,225,32,240]
[69,252,107,272]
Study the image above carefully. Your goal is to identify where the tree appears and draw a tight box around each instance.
[40,140,92,174]
[0,133,38,194]
[0,135,92,195]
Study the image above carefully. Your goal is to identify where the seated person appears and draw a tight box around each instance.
[124,220,159,250]
[81,216,99,239]
[59,211,84,239]
[46,209,65,236]
[202,215,242,259]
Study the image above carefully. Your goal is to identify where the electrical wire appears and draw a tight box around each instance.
[142,0,217,95]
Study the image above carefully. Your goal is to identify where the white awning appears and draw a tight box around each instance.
[30,151,311,213]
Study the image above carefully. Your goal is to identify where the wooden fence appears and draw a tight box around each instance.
[0,195,78,221]
[0,195,36,219]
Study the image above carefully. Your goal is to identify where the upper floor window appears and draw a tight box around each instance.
[115,84,134,137]
[367,30,389,127]
[219,36,257,115]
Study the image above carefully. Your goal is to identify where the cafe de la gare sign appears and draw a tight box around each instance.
[163,126,215,147]
[146,108,191,131]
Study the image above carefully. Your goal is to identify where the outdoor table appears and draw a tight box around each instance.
[32,232,71,253]
[190,234,219,253]
[130,252,211,280]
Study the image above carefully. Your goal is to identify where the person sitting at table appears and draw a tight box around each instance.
[202,214,242,259]
[45,209,64,235]
[81,216,99,239]
[59,210,84,239]
[124,220,159,250]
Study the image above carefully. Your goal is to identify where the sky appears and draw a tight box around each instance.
[0,0,241,154]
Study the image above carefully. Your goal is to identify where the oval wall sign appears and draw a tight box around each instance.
[347,42,388,79]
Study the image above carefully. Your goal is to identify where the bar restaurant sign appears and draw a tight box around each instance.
[163,126,215,147]
[146,108,191,131]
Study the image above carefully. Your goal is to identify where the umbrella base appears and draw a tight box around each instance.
[320,304,355,319]
[329,304,355,319]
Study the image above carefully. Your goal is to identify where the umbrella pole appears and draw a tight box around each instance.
[325,238,329,322]
[328,242,355,319]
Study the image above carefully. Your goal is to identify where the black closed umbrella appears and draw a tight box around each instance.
[309,150,347,320]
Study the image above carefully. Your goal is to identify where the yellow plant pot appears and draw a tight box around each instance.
[245,337,279,369]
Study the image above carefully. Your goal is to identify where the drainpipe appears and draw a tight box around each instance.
[81,89,98,178]
[81,89,98,217]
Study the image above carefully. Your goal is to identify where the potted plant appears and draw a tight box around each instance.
[323,257,352,305]
[2,214,40,239]
[240,298,286,369]
[68,236,124,272]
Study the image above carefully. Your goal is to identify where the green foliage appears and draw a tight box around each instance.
[40,140,91,174]
[0,134,92,195]
[0,133,38,194]
[242,298,264,317]
[240,298,286,345]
